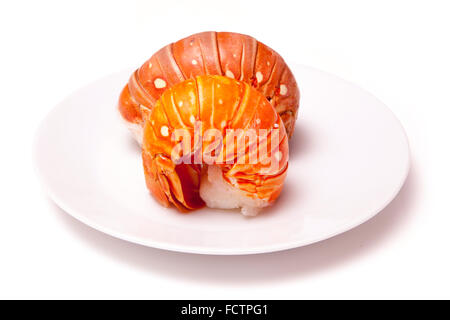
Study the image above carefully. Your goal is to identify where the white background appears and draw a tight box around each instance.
[0,0,448,299]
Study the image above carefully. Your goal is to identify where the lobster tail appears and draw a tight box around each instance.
[119,31,299,142]
[142,75,289,215]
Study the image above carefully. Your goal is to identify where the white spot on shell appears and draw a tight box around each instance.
[148,62,152,68]
[274,151,282,161]
[151,120,155,125]
[217,84,221,88]
[221,120,227,128]
[255,71,263,83]
[189,92,196,105]
[191,59,198,65]
[160,125,169,137]
[233,53,237,58]
[189,39,194,46]
[189,115,196,124]
[218,99,223,104]
[225,70,235,79]
[154,78,166,89]
[280,84,288,95]
[266,61,270,66]
[255,118,261,125]
[274,123,279,128]
[178,101,183,107]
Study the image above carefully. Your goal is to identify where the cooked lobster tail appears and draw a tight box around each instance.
[142,75,289,215]
[119,31,300,141]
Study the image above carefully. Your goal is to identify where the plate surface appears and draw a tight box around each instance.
[33,65,410,255]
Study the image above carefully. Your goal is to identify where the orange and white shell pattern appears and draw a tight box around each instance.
[142,75,289,212]
[119,31,300,140]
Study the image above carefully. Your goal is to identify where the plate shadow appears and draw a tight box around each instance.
[49,166,418,285]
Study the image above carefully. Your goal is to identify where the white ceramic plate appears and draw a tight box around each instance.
[33,65,410,255]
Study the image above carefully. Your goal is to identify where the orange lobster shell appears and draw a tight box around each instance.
[142,75,289,212]
[119,31,300,140]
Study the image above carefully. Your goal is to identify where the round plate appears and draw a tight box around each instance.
[33,65,410,255]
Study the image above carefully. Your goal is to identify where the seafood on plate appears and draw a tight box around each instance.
[118,31,300,144]
[142,75,289,216]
